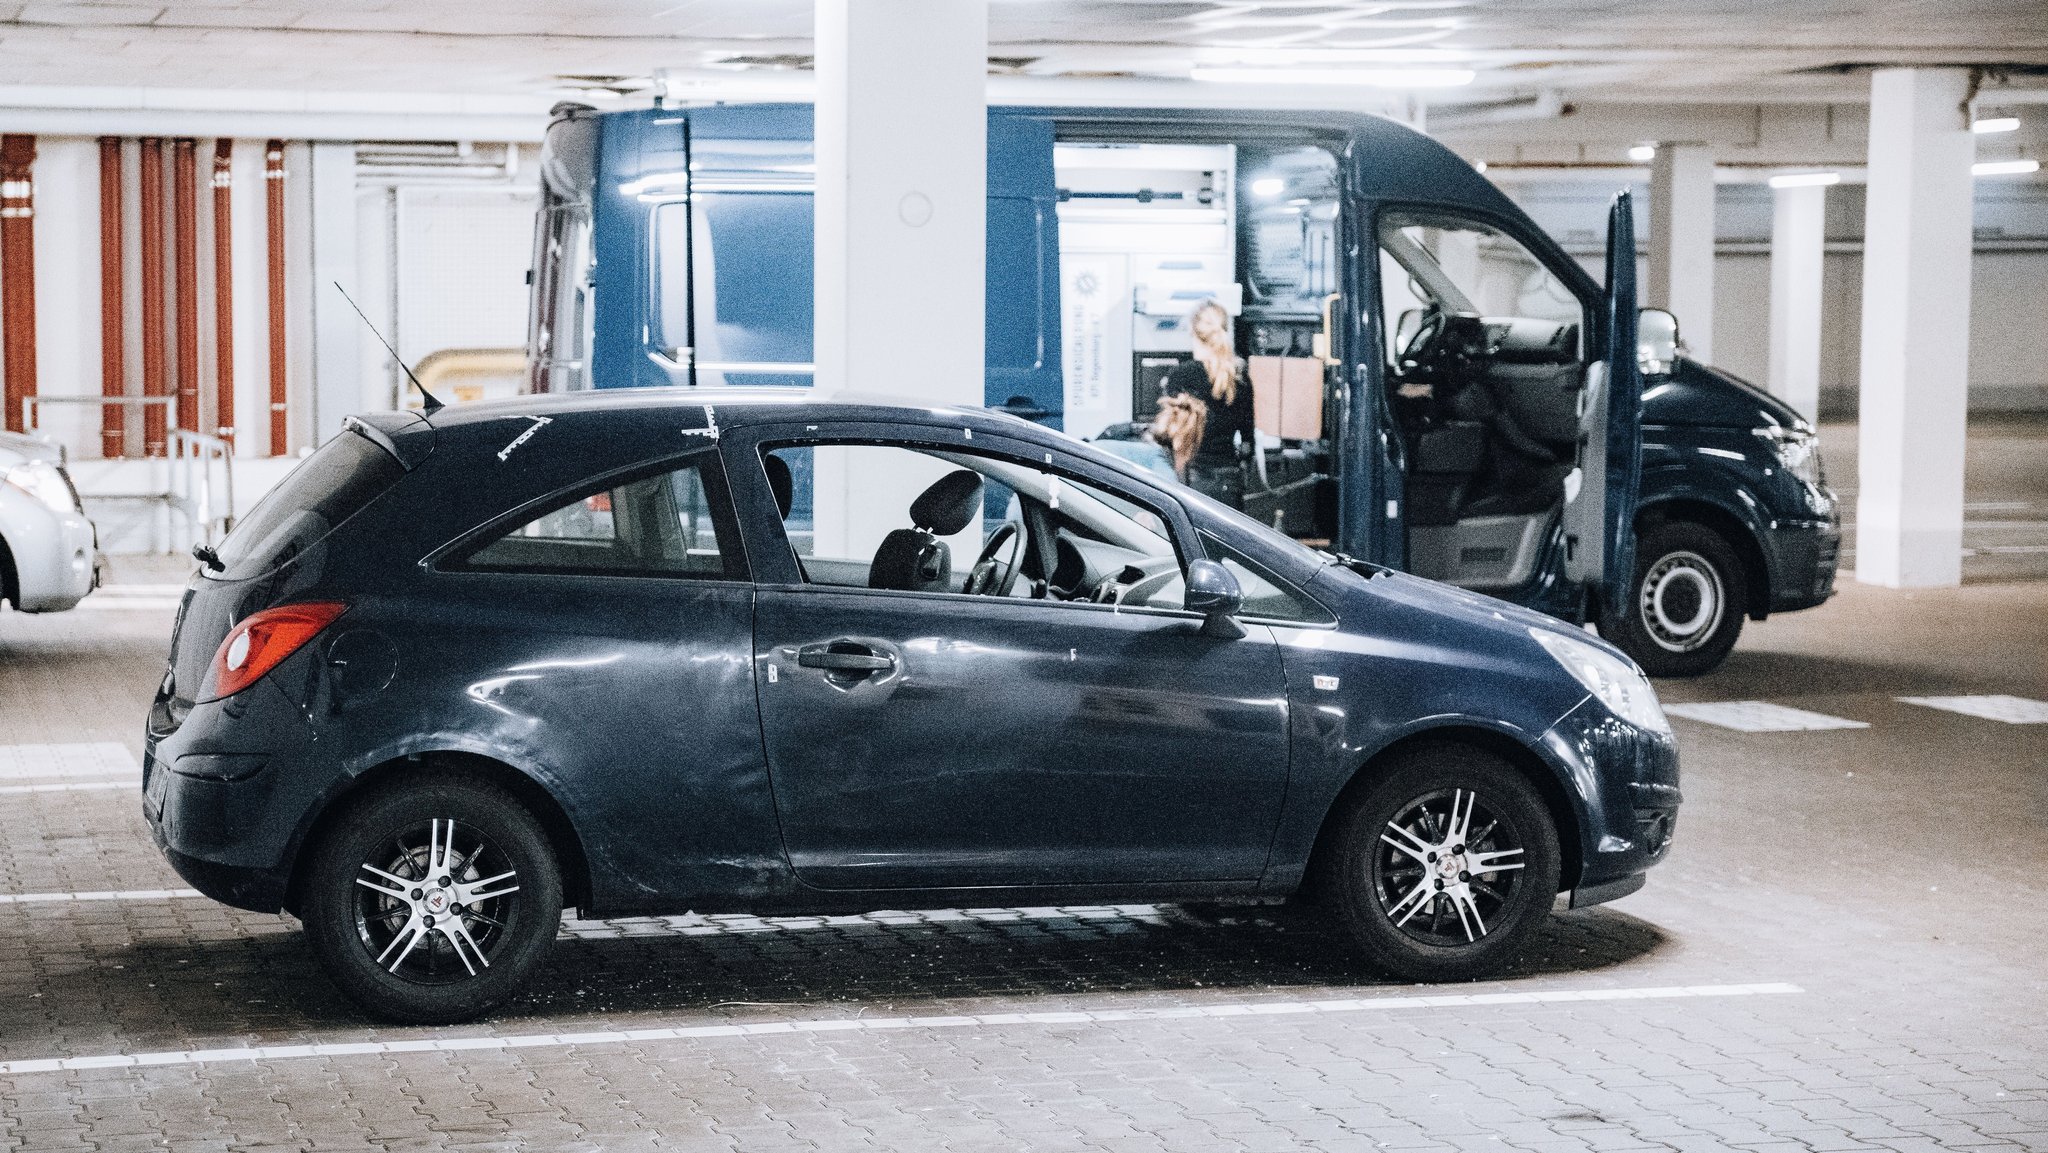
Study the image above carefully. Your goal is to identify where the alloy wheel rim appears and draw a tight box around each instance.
[1639,550,1724,653]
[1372,787,1527,946]
[352,818,521,984]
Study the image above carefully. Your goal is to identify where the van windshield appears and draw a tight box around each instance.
[211,432,403,580]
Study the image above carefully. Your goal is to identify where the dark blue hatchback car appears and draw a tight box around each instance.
[146,390,1679,1022]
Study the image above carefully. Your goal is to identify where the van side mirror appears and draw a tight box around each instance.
[1638,308,1680,376]
[1186,559,1246,638]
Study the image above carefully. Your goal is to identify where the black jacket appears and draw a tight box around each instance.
[1162,359,1253,469]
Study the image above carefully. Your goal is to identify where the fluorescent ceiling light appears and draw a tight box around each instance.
[1971,117,2021,135]
[1973,159,2040,177]
[1190,67,1475,88]
[1627,144,1656,162]
[1768,171,1841,189]
[1203,48,1470,66]
[1250,177,1284,197]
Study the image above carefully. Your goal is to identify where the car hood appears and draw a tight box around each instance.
[1643,357,1807,431]
[0,430,61,466]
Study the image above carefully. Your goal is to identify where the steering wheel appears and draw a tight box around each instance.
[963,520,1025,597]
[1398,305,1448,374]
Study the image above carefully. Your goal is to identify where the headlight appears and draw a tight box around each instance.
[3,459,79,514]
[1753,425,1823,487]
[1530,628,1671,734]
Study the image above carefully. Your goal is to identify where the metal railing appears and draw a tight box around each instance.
[25,395,237,550]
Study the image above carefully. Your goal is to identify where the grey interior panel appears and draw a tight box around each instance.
[1409,511,1556,590]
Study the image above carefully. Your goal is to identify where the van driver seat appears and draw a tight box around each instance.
[869,469,984,593]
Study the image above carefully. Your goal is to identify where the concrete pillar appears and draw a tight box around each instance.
[1766,182,1826,423]
[1647,143,1716,363]
[1855,67,1975,589]
[31,138,100,453]
[812,0,986,402]
[306,141,357,444]
[812,0,988,559]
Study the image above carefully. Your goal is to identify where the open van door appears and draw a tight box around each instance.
[1560,190,1644,618]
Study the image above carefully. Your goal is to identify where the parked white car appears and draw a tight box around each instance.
[0,431,98,612]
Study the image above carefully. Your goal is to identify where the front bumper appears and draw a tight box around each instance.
[1764,516,1841,614]
[1538,696,1682,907]
[5,506,96,611]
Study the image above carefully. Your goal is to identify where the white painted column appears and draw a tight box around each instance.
[1766,182,1826,423]
[1647,143,1716,363]
[228,139,266,459]
[812,0,988,560]
[1855,67,1975,589]
[30,137,99,456]
[813,0,986,402]
[306,141,358,443]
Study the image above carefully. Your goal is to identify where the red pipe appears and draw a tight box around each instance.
[212,140,235,447]
[266,140,286,456]
[173,138,199,434]
[140,138,167,456]
[98,137,126,457]
[0,135,37,435]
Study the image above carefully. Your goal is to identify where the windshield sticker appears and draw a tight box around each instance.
[496,415,553,462]
[681,406,721,442]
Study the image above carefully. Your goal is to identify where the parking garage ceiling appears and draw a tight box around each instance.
[1,0,2045,108]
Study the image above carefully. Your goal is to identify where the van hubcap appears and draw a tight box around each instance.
[352,818,520,984]
[1640,550,1724,653]
[1373,788,1526,945]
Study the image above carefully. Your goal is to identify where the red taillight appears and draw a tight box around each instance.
[200,602,349,702]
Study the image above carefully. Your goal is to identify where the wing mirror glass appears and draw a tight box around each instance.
[1638,307,1680,376]
[1185,558,1246,638]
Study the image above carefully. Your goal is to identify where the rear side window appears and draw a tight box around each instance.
[452,455,743,581]
[212,431,403,579]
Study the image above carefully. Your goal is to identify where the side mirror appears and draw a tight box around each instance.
[1637,307,1680,376]
[1185,559,1246,638]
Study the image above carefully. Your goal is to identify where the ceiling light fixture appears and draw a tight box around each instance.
[1627,144,1657,162]
[1973,159,2040,177]
[1250,177,1284,197]
[1768,172,1841,189]
[1971,117,2021,135]
[1189,67,1476,89]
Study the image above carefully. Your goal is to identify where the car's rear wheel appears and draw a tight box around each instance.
[1321,745,1560,982]
[1604,521,1747,678]
[302,776,561,1024]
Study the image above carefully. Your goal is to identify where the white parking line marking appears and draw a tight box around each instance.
[0,982,1802,1076]
[1965,501,2031,511]
[0,781,134,795]
[1897,695,2048,724]
[1663,702,1869,732]
[0,742,140,781]
[0,889,202,904]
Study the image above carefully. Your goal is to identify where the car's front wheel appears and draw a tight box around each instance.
[1321,745,1561,982]
[1604,521,1748,678]
[301,775,562,1024]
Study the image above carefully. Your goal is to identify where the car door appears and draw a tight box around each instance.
[1561,190,1646,616]
[725,421,1291,892]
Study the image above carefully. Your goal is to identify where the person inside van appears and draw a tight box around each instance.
[1160,299,1253,509]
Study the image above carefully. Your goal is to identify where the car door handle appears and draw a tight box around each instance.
[796,643,896,673]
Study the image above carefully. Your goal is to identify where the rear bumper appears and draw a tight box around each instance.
[1764,516,1840,614]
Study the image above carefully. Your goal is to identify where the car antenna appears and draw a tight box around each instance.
[332,281,445,414]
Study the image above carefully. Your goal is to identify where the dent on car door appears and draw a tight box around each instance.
[727,426,1293,891]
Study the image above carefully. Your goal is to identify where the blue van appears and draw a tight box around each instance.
[524,103,1838,675]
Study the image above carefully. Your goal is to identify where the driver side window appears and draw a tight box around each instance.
[758,440,1189,609]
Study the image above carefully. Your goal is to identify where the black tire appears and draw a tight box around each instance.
[302,775,562,1024]
[1319,744,1561,982]
[1604,521,1748,678]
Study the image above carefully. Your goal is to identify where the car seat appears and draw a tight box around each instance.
[869,469,983,592]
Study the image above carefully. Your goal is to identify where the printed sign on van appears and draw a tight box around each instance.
[1062,255,1123,415]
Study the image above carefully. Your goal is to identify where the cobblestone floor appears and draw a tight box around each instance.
[2,505,2046,1150]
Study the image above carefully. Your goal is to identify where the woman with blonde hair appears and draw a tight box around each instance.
[1157,299,1253,508]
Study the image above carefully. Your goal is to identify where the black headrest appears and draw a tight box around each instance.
[762,453,794,519]
[910,469,983,536]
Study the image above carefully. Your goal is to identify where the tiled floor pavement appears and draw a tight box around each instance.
[3,503,2047,1149]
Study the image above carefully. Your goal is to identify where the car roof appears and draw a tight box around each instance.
[412,387,1056,442]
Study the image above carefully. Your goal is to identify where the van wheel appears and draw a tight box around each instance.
[302,776,561,1024]
[1605,521,1747,678]
[1320,745,1561,982]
